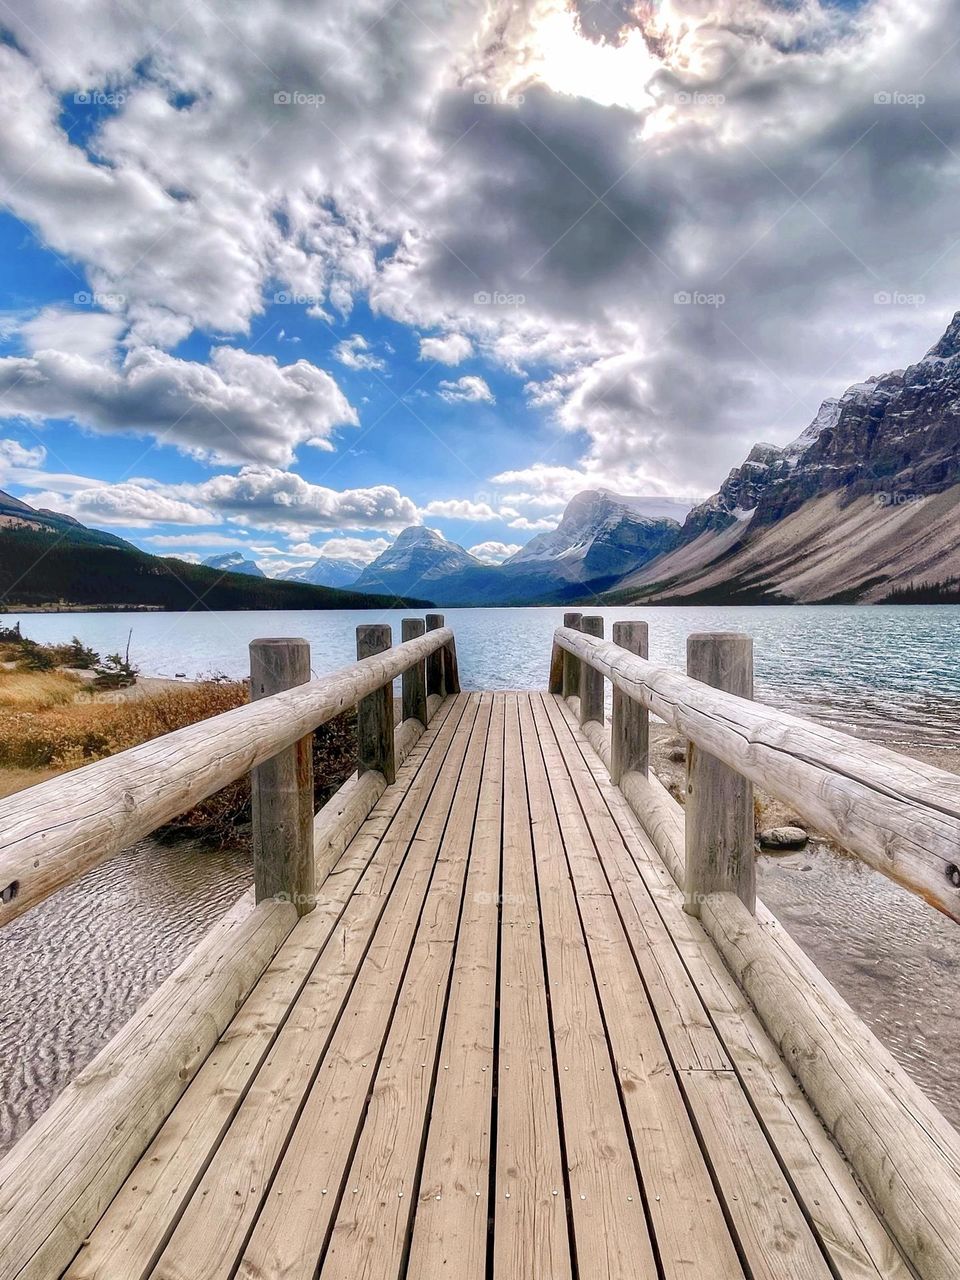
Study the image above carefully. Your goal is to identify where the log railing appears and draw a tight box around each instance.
[0,616,460,929]
[552,620,960,923]
[550,617,960,1280]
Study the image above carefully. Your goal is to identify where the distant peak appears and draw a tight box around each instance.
[924,310,960,361]
[392,525,446,547]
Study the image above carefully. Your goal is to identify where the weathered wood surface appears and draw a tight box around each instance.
[0,894,296,1280]
[250,638,315,913]
[561,611,582,698]
[401,617,428,727]
[313,700,441,885]
[578,616,605,726]
[32,693,934,1280]
[610,620,648,784]
[0,627,453,928]
[426,613,446,697]
[703,891,960,1280]
[684,633,755,915]
[555,626,960,920]
[356,624,396,785]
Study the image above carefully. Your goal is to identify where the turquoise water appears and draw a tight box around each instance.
[8,604,960,749]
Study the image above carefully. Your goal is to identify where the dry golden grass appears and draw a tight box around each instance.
[0,673,358,845]
[0,669,84,710]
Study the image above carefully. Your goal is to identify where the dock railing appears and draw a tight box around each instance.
[551,615,960,1280]
[0,615,460,930]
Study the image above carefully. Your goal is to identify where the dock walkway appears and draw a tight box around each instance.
[1,619,958,1280]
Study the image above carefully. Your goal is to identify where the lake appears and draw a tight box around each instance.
[8,602,960,750]
[2,603,960,1152]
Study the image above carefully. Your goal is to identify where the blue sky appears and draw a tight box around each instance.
[1,0,957,575]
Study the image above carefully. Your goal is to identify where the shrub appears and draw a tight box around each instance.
[15,639,56,672]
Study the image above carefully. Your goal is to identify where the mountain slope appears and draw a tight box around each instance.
[506,490,682,582]
[611,312,960,604]
[0,490,427,611]
[281,556,366,589]
[354,527,491,599]
[202,551,265,578]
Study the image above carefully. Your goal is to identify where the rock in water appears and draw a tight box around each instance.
[759,826,809,851]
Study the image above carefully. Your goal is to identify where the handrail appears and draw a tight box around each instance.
[554,625,960,922]
[0,625,455,928]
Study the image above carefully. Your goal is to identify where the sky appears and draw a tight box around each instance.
[0,0,957,576]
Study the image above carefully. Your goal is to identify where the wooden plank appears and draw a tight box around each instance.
[229,696,487,1280]
[146,696,480,1280]
[250,637,315,913]
[322,697,497,1279]
[554,626,960,921]
[0,897,296,1280]
[426,614,446,698]
[529,694,745,1280]
[703,891,960,1280]
[0,627,455,928]
[547,695,915,1280]
[684,633,755,916]
[517,695,658,1280]
[492,695,573,1280]
[404,697,503,1279]
[64,696,462,1280]
[313,713,431,885]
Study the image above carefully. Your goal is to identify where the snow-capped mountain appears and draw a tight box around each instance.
[202,551,265,578]
[280,556,367,589]
[353,527,487,598]
[506,490,682,580]
[612,311,960,604]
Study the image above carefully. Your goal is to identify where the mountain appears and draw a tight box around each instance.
[0,490,427,612]
[354,527,492,600]
[506,490,682,585]
[280,556,366,589]
[353,496,683,605]
[202,551,265,578]
[609,312,960,604]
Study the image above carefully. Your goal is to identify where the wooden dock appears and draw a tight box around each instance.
[1,617,959,1279]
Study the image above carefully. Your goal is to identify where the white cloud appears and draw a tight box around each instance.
[334,334,386,372]
[438,375,495,404]
[23,482,216,527]
[506,513,561,531]
[193,467,421,532]
[0,345,357,466]
[468,540,521,564]
[421,498,499,520]
[145,531,251,548]
[22,306,125,360]
[289,536,390,563]
[0,439,47,469]
[419,333,473,365]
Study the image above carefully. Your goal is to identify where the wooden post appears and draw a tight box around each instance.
[425,613,445,698]
[684,632,755,917]
[444,634,462,694]
[401,618,428,727]
[548,641,564,694]
[611,621,649,784]
[562,612,582,698]
[249,638,315,915]
[579,616,604,726]
[357,624,396,785]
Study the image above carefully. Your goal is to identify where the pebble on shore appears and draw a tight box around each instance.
[759,826,809,851]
